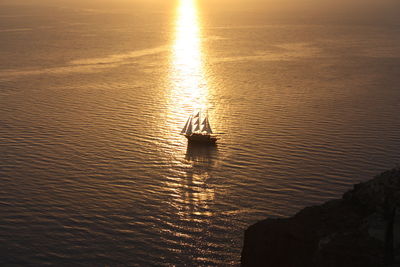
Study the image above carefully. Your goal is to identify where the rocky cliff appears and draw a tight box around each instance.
[241,168,400,267]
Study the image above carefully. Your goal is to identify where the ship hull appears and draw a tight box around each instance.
[185,133,217,145]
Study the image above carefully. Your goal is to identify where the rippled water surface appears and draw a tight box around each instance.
[1,0,400,265]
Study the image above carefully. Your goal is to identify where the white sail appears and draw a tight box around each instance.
[181,115,192,135]
[193,116,200,132]
[201,114,207,126]
[181,109,215,137]
[201,116,213,134]
[200,115,207,132]
[186,118,193,135]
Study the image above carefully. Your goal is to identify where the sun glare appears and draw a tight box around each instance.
[163,0,215,221]
[169,0,208,115]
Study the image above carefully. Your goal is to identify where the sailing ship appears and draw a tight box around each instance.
[180,110,217,145]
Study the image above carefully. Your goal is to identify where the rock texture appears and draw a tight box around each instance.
[241,168,400,267]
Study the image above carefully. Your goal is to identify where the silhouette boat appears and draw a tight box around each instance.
[180,110,217,145]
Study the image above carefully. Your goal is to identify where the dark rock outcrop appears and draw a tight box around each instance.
[241,168,400,267]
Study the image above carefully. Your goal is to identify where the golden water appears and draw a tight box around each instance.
[1,0,400,265]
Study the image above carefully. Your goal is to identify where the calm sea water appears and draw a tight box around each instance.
[1,0,400,265]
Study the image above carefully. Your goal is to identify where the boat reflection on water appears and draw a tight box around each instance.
[182,142,218,218]
[185,142,218,167]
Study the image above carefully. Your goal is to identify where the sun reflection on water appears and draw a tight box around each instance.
[164,0,216,221]
[169,0,209,121]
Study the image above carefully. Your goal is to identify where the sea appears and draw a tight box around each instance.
[1,0,400,265]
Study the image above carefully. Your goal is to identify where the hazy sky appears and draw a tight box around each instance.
[1,0,399,27]
[2,0,399,11]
